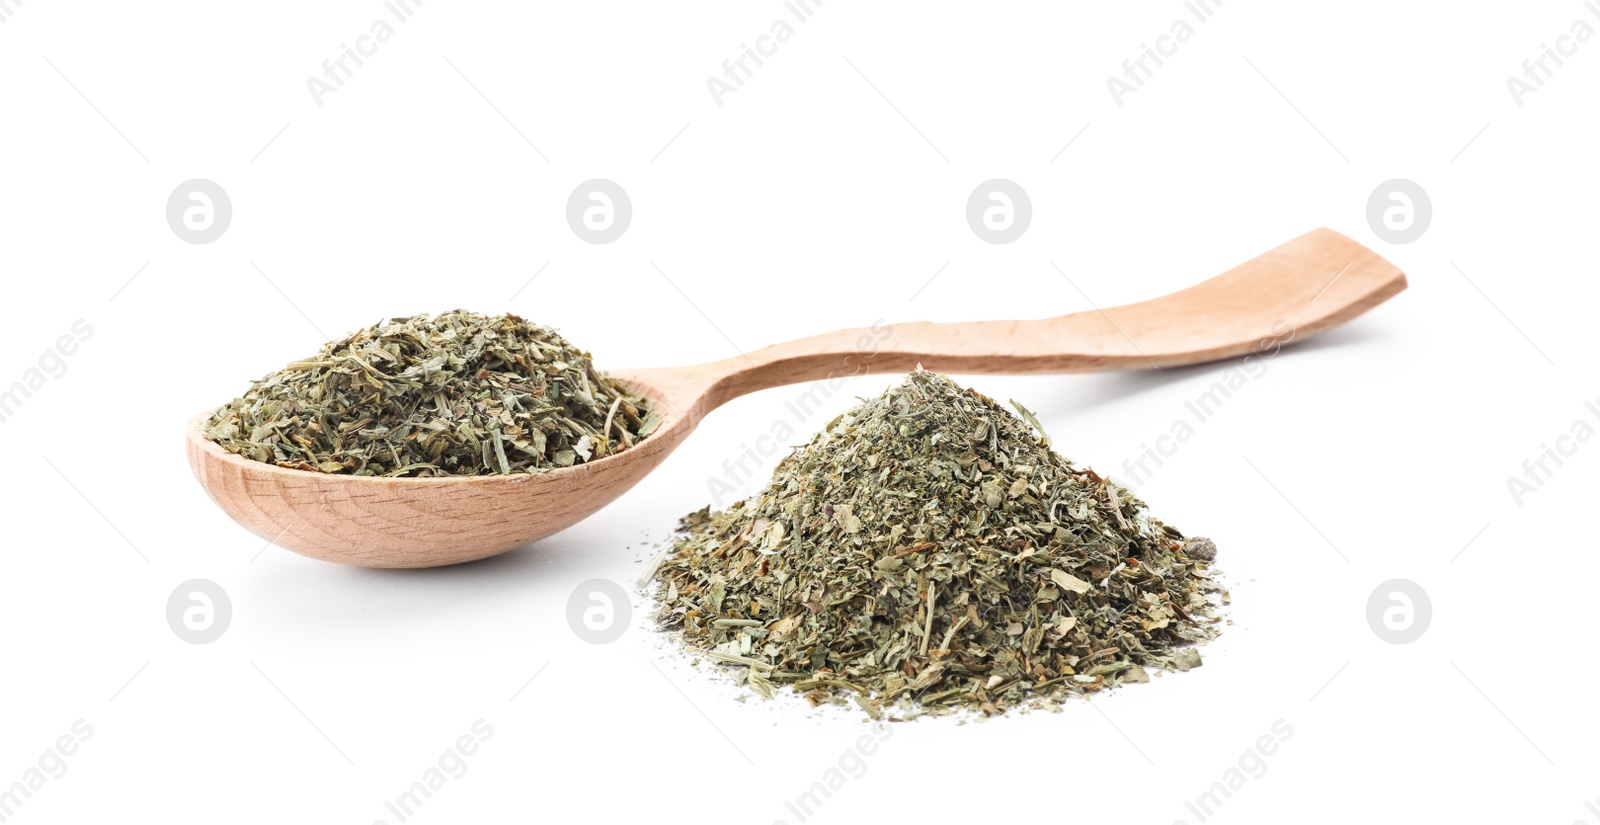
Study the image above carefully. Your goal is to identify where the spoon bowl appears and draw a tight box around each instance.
[186,367,712,568]
[187,227,1406,568]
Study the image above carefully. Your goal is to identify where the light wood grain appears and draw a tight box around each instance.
[187,227,1405,568]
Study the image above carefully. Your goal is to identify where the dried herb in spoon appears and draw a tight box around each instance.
[205,311,657,477]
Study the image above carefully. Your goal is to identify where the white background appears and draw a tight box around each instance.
[2,1,1597,822]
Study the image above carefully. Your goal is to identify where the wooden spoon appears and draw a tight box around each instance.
[187,227,1405,568]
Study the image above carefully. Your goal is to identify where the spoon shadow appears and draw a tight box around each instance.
[1016,321,1387,417]
[247,528,648,628]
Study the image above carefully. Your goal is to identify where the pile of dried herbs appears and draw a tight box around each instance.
[205,311,656,477]
[654,369,1223,717]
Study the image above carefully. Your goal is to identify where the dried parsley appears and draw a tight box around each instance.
[205,311,657,477]
[654,369,1223,716]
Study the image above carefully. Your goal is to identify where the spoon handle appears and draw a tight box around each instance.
[671,227,1404,410]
